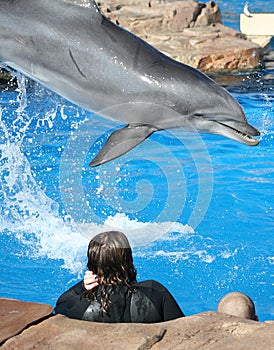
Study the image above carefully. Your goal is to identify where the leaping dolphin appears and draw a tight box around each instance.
[0,0,260,167]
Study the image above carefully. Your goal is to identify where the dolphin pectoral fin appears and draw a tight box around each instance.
[89,124,158,167]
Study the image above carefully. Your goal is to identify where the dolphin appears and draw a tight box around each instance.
[0,0,260,167]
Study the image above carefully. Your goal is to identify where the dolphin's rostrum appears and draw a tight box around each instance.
[0,0,260,167]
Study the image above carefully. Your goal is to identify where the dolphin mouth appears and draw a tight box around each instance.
[216,122,260,146]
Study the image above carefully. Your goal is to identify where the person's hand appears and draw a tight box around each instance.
[83,270,99,291]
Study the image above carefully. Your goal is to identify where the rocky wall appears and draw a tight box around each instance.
[1,298,274,349]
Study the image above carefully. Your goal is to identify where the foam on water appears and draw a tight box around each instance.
[0,130,194,275]
[0,77,194,274]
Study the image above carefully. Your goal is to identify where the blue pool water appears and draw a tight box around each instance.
[0,1,273,321]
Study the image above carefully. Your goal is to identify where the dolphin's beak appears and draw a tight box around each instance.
[216,121,260,146]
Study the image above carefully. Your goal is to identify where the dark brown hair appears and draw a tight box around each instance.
[86,231,137,313]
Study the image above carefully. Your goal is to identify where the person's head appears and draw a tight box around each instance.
[218,292,258,321]
[87,230,137,286]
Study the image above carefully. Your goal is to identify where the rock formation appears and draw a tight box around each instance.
[1,298,274,349]
[97,0,263,72]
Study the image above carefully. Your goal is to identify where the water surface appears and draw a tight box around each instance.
[0,1,273,321]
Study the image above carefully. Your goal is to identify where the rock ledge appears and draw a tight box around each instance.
[97,0,264,72]
[1,298,274,349]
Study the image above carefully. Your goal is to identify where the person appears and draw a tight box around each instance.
[55,230,185,323]
[218,292,258,321]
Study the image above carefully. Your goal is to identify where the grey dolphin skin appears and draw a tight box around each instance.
[0,0,260,167]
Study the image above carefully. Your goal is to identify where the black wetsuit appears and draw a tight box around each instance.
[55,280,184,323]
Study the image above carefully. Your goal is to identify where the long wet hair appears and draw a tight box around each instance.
[86,231,137,314]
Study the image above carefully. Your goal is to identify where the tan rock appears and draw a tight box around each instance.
[152,312,274,350]
[195,1,222,27]
[97,0,263,72]
[2,314,167,349]
[153,24,263,72]
[2,311,274,350]
[99,1,199,34]
[0,298,53,345]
